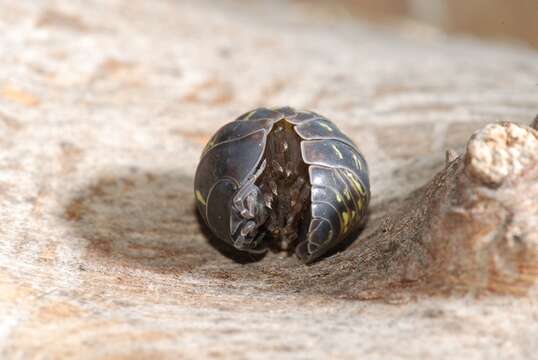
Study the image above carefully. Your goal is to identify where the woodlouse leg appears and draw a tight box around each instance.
[230,160,270,251]
[281,176,309,250]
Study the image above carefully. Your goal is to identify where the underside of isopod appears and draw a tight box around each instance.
[256,119,311,253]
[194,107,370,264]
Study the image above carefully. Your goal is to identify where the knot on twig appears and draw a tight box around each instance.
[465,122,538,187]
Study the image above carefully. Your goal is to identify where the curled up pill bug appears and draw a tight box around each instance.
[194,107,370,263]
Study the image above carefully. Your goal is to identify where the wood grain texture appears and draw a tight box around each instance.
[0,1,537,359]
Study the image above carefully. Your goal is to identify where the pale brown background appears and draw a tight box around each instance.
[313,0,538,48]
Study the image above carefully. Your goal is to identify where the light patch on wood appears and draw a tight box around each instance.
[173,129,211,145]
[1,85,40,107]
[37,301,86,321]
[0,272,35,302]
[36,9,91,32]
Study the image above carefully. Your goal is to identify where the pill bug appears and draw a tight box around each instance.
[194,107,370,263]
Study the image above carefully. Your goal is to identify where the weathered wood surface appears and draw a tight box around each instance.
[0,1,537,359]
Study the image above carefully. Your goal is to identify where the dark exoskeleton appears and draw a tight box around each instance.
[194,107,370,263]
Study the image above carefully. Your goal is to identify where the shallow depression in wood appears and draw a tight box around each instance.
[63,167,318,288]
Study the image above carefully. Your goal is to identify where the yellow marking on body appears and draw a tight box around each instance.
[344,190,351,200]
[332,144,343,159]
[195,190,207,205]
[342,211,350,232]
[347,171,365,195]
[202,140,215,154]
[336,193,343,203]
[351,210,356,219]
[356,196,363,210]
[245,110,257,121]
[319,122,333,132]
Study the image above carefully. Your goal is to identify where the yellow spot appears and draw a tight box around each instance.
[332,144,343,159]
[195,190,207,205]
[242,110,257,121]
[203,139,214,153]
[336,193,343,203]
[356,196,363,210]
[342,211,350,232]
[347,171,365,195]
[319,122,333,132]
[351,210,356,219]
[344,190,351,200]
